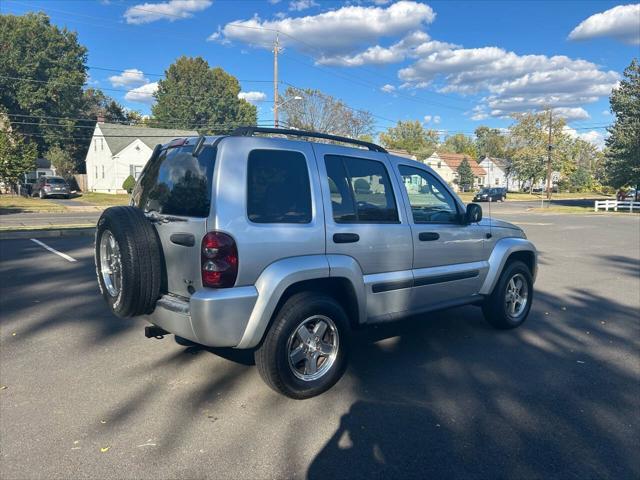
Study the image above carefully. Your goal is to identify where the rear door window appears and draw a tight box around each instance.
[325,155,399,223]
[133,145,216,217]
[246,149,312,224]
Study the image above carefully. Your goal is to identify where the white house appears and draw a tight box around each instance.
[478,157,511,189]
[85,122,197,193]
[424,152,488,191]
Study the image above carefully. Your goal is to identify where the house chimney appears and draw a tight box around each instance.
[97,115,105,124]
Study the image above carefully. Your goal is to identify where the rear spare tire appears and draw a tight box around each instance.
[95,206,162,318]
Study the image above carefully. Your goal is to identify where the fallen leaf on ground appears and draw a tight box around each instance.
[100,420,107,424]
[0,385,7,390]
[100,446,110,453]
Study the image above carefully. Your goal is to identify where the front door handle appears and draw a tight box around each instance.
[419,232,440,241]
[333,233,360,244]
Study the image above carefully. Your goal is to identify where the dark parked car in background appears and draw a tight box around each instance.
[32,176,70,199]
[473,187,506,202]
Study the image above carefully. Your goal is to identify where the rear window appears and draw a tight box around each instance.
[132,145,216,217]
[46,178,66,185]
[247,149,312,224]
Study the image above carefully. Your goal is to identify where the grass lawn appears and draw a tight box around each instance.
[0,195,64,213]
[457,191,612,203]
[78,192,130,206]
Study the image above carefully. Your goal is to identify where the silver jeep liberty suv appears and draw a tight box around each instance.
[95,127,537,399]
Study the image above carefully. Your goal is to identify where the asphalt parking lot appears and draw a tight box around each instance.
[1,210,639,479]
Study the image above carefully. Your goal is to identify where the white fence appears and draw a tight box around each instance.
[594,200,640,212]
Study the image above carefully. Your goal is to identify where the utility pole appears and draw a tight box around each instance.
[273,33,280,128]
[545,108,553,201]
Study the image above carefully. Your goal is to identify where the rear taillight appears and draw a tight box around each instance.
[201,232,238,288]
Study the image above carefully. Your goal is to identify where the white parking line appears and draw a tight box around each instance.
[30,238,77,263]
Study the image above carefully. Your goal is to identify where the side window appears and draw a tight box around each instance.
[399,165,460,224]
[247,149,312,224]
[325,155,399,223]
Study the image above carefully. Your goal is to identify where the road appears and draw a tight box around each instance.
[1,211,639,479]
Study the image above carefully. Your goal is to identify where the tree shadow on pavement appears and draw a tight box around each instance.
[308,288,640,479]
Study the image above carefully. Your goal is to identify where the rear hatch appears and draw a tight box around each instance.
[131,141,216,298]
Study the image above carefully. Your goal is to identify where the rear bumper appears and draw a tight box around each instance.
[142,286,258,347]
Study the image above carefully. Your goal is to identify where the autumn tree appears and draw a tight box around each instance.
[280,87,374,139]
[604,58,640,191]
[152,56,256,133]
[440,133,478,159]
[379,120,439,158]
[475,126,506,159]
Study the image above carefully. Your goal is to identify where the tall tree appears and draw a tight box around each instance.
[0,113,37,192]
[151,56,256,133]
[440,133,478,159]
[457,158,475,192]
[506,110,567,191]
[0,13,87,157]
[280,87,374,139]
[604,58,640,190]
[45,144,75,180]
[379,120,439,158]
[475,126,506,159]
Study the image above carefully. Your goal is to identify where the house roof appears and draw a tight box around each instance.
[35,158,51,169]
[97,123,197,156]
[434,152,488,177]
[481,156,510,169]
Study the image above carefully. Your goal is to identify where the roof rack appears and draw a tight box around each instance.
[230,126,387,153]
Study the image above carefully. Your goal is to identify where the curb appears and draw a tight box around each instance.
[0,227,96,240]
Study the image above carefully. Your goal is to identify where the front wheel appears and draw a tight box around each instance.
[482,260,533,329]
[255,292,350,399]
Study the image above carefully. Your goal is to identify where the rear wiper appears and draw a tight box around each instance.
[144,211,187,223]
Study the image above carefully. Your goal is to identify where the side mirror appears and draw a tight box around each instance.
[465,203,483,224]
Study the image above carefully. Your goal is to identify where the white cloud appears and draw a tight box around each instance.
[289,0,318,12]
[399,45,619,119]
[381,84,396,93]
[602,109,611,116]
[553,107,590,121]
[424,114,440,124]
[215,1,435,57]
[124,82,159,104]
[108,68,148,87]
[568,4,640,45]
[238,91,267,104]
[563,126,606,150]
[124,0,212,25]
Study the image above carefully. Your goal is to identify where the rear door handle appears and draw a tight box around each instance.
[419,232,440,241]
[333,233,360,244]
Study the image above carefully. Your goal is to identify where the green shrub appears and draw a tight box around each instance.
[122,175,136,194]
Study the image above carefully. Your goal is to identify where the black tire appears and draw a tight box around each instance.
[175,335,199,347]
[64,194,70,199]
[482,260,533,329]
[255,292,350,399]
[95,206,162,318]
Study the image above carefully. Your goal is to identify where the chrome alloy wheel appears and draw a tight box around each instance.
[287,315,339,382]
[505,273,528,318]
[100,230,122,297]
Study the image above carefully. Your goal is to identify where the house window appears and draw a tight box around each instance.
[437,161,442,169]
[495,178,500,185]
[129,165,143,179]
[94,140,96,152]
[95,165,98,179]
[102,165,105,179]
[100,138,104,151]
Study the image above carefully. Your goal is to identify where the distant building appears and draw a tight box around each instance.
[424,152,488,191]
[84,122,197,193]
[478,157,512,189]
[25,158,56,182]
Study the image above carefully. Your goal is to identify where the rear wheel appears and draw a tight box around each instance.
[482,260,533,329]
[255,292,349,399]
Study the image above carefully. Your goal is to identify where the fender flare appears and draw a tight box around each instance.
[236,255,366,349]
[479,237,537,295]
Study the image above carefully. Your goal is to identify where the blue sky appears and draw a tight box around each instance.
[3,1,639,147]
